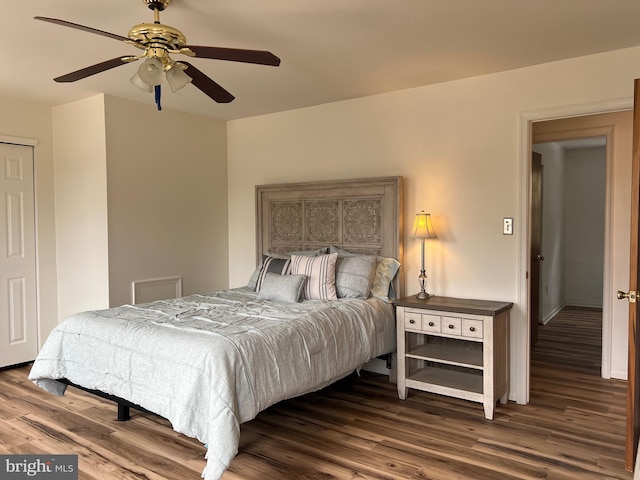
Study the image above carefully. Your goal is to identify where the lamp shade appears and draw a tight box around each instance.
[166,65,192,92]
[130,71,153,92]
[411,211,437,239]
[138,58,164,86]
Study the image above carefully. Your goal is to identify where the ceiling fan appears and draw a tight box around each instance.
[34,0,281,110]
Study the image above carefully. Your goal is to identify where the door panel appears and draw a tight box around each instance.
[626,78,640,471]
[625,79,640,470]
[0,143,37,368]
[530,152,542,345]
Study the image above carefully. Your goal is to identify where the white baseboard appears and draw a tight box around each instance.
[542,304,565,325]
[610,368,628,380]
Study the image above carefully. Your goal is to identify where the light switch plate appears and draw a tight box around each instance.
[503,217,513,235]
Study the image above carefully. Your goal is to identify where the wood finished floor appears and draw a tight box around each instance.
[0,306,631,479]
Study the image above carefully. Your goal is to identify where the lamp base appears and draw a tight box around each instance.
[416,291,430,300]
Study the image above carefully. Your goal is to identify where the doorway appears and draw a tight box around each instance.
[530,112,632,382]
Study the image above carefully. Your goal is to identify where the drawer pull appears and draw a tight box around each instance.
[448,324,454,329]
[469,327,476,332]
[428,321,434,327]
[409,319,415,324]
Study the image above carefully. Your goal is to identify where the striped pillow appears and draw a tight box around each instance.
[290,253,338,300]
[255,255,291,292]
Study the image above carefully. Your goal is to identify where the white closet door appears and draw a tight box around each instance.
[0,143,37,368]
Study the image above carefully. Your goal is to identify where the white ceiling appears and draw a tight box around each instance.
[5,0,640,121]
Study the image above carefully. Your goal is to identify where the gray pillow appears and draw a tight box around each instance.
[247,264,262,290]
[335,255,377,299]
[329,246,400,301]
[329,245,356,257]
[257,273,307,303]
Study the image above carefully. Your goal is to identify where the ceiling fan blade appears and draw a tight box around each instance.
[34,16,133,43]
[182,62,235,103]
[185,46,280,67]
[54,57,132,83]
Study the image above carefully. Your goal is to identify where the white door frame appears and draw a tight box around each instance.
[516,98,632,403]
[0,135,38,148]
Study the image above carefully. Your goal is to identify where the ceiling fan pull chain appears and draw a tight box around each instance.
[155,85,162,111]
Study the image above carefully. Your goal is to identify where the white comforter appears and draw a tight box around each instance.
[28,287,395,480]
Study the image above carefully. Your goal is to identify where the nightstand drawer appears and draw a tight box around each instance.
[462,318,484,339]
[441,316,462,336]
[421,314,441,333]
[404,312,422,330]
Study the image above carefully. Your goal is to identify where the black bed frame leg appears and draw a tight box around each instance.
[117,403,131,421]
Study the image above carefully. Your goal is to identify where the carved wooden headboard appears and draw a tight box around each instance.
[256,176,404,298]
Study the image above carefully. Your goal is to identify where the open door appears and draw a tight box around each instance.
[623,78,640,471]
[530,152,543,346]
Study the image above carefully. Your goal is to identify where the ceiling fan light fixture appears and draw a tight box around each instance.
[130,71,153,92]
[35,0,281,106]
[137,57,164,86]
[166,65,192,92]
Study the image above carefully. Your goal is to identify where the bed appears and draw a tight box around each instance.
[28,176,404,480]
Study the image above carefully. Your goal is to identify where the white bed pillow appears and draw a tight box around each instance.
[257,273,307,303]
[290,253,338,300]
[370,256,401,302]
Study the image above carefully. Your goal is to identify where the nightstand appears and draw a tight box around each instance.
[394,295,513,420]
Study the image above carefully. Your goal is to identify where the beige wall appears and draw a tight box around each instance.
[564,146,607,307]
[52,95,110,320]
[0,91,228,348]
[0,94,58,346]
[52,94,228,316]
[104,96,229,306]
[227,45,640,401]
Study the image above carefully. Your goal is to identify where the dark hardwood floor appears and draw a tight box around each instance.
[532,306,603,375]
[0,306,632,479]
